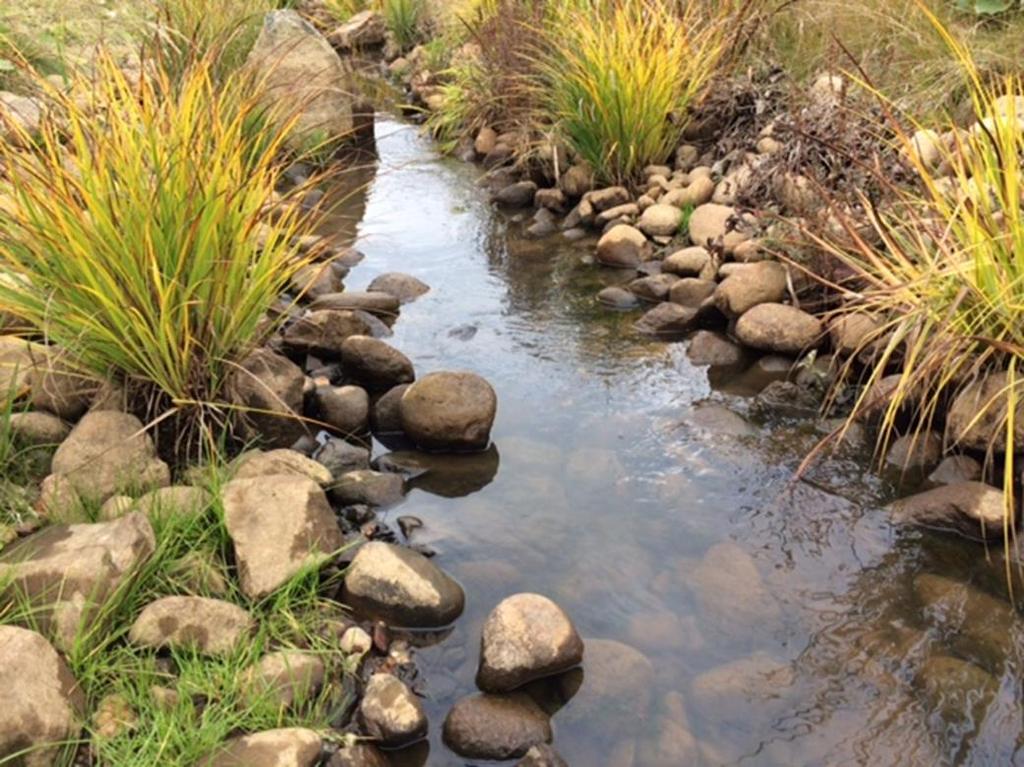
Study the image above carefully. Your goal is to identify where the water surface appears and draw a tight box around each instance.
[327,118,1024,767]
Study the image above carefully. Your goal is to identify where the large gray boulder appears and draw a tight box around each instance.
[342,541,465,627]
[0,512,156,649]
[477,593,584,692]
[400,371,497,452]
[222,475,343,599]
[248,11,355,150]
[0,626,84,767]
[40,411,170,510]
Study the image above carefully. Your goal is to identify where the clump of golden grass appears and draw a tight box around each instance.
[808,2,1024,555]
[0,52,314,444]
[538,0,733,184]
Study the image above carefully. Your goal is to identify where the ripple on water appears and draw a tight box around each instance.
[329,118,1024,765]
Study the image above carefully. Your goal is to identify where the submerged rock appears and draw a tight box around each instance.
[913,573,1015,666]
[690,541,781,637]
[400,372,497,452]
[889,481,1006,541]
[359,673,427,748]
[443,692,552,760]
[0,626,84,767]
[917,655,999,726]
[130,596,253,655]
[690,652,795,724]
[597,286,641,310]
[374,446,500,498]
[555,638,654,739]
[342,541,465,627]
[222,475,343,598]
[0,512,156,649]
[477,593,584,692]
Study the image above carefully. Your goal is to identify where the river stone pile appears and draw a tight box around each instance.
[0,187,497,762]
[442,593,582,761]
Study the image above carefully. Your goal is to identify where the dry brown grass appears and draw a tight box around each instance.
[757,0,1024,117]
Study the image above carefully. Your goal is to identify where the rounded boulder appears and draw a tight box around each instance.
[400,371,497,452]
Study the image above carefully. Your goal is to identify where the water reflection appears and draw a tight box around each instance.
[328,118,1024,765]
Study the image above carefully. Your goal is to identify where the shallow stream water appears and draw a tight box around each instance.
[324,117,1024,766]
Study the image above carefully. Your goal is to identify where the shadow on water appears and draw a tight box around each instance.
[326,116,1024,766]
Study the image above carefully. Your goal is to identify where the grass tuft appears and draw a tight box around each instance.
[0,53,316,452]
[538,0,733,184]
[808,1,1024,560]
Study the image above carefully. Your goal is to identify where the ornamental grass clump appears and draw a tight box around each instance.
[808,4,1024,549]
[156,0,273,76]
[0,53,314,447]
[539,0,733,184]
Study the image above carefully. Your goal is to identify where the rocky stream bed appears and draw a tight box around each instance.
[2,10,1024,763]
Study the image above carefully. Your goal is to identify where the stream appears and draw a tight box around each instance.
[324,117,1024,766]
